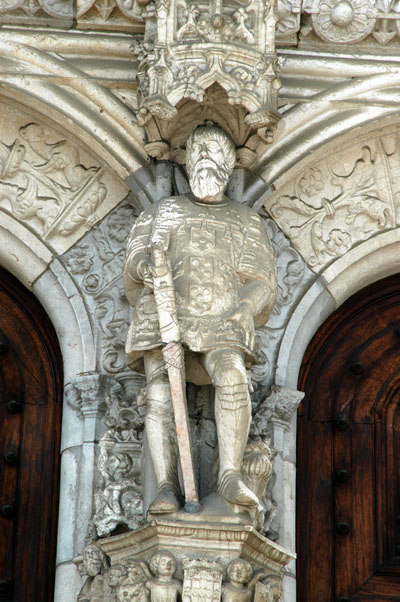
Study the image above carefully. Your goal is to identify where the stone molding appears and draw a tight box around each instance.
[99,518,295,570]
[3,1,400,52]
[0,39,148,180]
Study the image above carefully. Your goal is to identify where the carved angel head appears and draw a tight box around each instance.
[149,550,177,577]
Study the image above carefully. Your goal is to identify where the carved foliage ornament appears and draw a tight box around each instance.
[0,122,108,246]
[93,377,146,536]
[63,202,138,376]
[265,130,400,271]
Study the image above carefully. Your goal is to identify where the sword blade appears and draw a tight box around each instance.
[163,341,199,506]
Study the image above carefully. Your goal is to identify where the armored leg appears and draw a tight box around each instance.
[203,348,258,507]
[143,349,181,513]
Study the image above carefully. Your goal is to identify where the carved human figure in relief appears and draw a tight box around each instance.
[222,559,253,602]
[146,551,182,602]
[124,126,277,514]
[78,543,111,602]
[106,564,128,602]
[115,561,150,602]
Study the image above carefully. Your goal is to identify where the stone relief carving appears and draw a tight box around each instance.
[265,132,400,271]
[308,0,376,43]
[0,113,128,254]
[59,197,197,375]
[93,377,146,536]
[250,385,303,539]
[66,372,146,538]
[3,0,400,47]
[252,218,314,386]
[76,546,288,602]
[134,0,280,129]
[0,0,73,24]
[63,202,138,376]
[78,542,111,602]
[76,0,147,29]
[182,558,223,602]
[124,126,278,520]
[131,0,281,163]
[65,373,111,418]
[146,551,182,602]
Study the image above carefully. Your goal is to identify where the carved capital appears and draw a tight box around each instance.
[65,372,116,418]
[267,385,304,424]
[251,385,304,438]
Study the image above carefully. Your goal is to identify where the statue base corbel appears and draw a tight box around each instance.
[88,517,295,601]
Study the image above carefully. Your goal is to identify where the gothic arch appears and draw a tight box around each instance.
[0,40,149,180]
[257,72,400,184]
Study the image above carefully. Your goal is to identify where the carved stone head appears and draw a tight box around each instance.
[186,126,236,202]
[107,564,128,588]
[149,550,177,577]
[83,542,111,577]
[226,558,252,586]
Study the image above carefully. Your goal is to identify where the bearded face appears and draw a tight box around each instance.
[190,164,230,200]
[187,129,235,202]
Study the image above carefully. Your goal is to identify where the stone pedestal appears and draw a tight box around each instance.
[76,516,294,601]
[99,518,294,574]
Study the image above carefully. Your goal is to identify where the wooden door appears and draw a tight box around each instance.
[0,268,62,602]
[297,274,400,601]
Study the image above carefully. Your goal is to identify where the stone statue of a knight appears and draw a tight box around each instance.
[124,125,277,515]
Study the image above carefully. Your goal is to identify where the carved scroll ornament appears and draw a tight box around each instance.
[0,123,106,243]
[265,129,400,271]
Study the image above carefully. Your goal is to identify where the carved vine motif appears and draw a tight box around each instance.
[0,123,107,241]
[265,138,398,271]
[63,202,137,375]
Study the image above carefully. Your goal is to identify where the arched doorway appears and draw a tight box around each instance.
[0,268,62,601]
[297,274,400,601]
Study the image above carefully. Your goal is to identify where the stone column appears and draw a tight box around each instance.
[264,385,304,602]
[55,372,114,602]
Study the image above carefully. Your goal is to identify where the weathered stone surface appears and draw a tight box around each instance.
[0,102,129,255]
[124,126,278,522]
[264,124,400,273]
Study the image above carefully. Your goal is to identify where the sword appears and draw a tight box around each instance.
[150,243,200,512]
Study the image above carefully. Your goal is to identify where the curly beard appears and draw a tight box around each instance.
[189,164,230,200]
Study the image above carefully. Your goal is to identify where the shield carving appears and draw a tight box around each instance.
[182,559,223,602]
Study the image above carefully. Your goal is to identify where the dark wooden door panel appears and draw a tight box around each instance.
[297,275,400,601]
[0,268,62,602]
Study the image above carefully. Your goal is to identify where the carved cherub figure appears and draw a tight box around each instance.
[115,560,150,602]
[146,551,182,602]
[222,559,253,602]
[106,564,128,602]
[78,542,111,602]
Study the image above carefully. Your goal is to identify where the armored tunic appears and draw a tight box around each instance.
[124,195,276,373]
